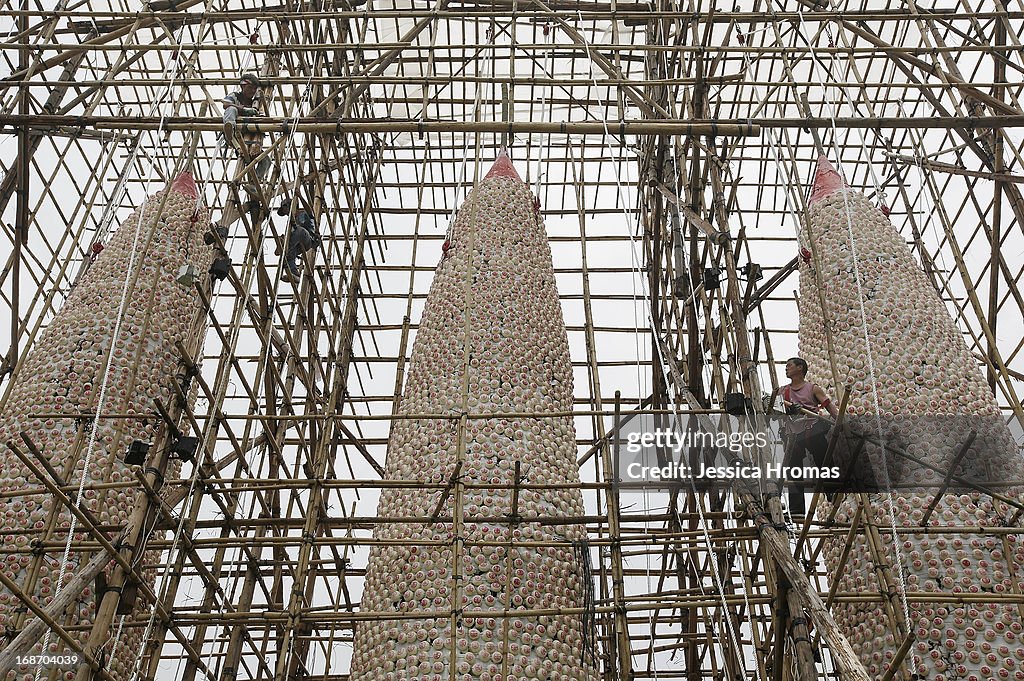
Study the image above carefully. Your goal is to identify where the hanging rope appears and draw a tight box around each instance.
[32,8,205,678]
[117,10,332,679]
[441,19,500,246]
[785,1,913,641]
[571,13,665,676]
[531,19,556,200]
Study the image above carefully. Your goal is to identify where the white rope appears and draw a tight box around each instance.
[123,15,327,679]
[699,17,795,662]
[762,129,819,532]
[570,11,763,676]
[792,2,914,640]
[811,20,888,206]
[573,13,666,674]
[531,23,555,198]
[893,100,954,283]
[663,161,746,665]
[33,10,200,679]
[573,10,647,397]
[654,123,768,659]
[650,340,762,681]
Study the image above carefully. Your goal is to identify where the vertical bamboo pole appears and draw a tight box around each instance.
[66,182,186,681]
[9,0,29,376]
[606,392,634,680]
[987,11,1006,393]
[569,138,632,681]
[270,139,380,678]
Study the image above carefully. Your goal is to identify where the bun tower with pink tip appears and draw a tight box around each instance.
[0,173,214,680]
[797,155,1024,679]
[349,153,599,681]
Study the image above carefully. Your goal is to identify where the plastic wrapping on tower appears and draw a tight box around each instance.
[349,153,600,680]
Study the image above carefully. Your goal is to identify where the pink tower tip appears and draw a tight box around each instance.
[484,151,522,181]
[170,172,199,200]
[808,155,845,205]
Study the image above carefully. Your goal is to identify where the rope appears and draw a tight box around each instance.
[790,0,913,641]
[32,9,201,678]
[659,136,765,669]
[571,11,766,676]
[651,340,762,681]
[893,100,955,289]
[531,21,555,198]
[570,9,767,675]
[573,13,662,676]
[673,26,787,672]
[676,210,744,662]
[442,21,499,243]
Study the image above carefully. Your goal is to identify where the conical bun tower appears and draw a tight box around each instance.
[350,154,599,680]
[0,174,214,680]
[798,156,1024,679]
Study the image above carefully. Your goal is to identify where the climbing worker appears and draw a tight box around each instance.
[277,200,320,282]
[220,73,271,208]
[781,357,839,515]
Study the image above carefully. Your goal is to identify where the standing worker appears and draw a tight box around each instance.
[277,200,321,282]
[781,357,839,515]
[221,73,271,213]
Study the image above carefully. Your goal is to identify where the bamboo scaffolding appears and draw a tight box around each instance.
[0,4,1022,681]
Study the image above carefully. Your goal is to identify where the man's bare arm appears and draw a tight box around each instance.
[813,385,839,418]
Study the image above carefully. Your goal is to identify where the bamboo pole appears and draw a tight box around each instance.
[9,112,1024,132]
[655,339,870,681]
[568,137,633,680]
[6,5,1024,677]
[269,124,383,679]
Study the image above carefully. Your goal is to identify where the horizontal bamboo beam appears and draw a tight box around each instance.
[3,7,1023,21]
[154,588,1024,625]
[1,114,758,135]
[4,42,1021,56]
[888,152,1024,184]
[6,114,1024,135]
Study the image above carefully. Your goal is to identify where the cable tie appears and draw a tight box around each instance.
[144,467,164,485]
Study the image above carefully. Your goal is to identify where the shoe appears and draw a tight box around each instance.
[282,268,297,283]
[204,225,229,246]
[223,121,243,150]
